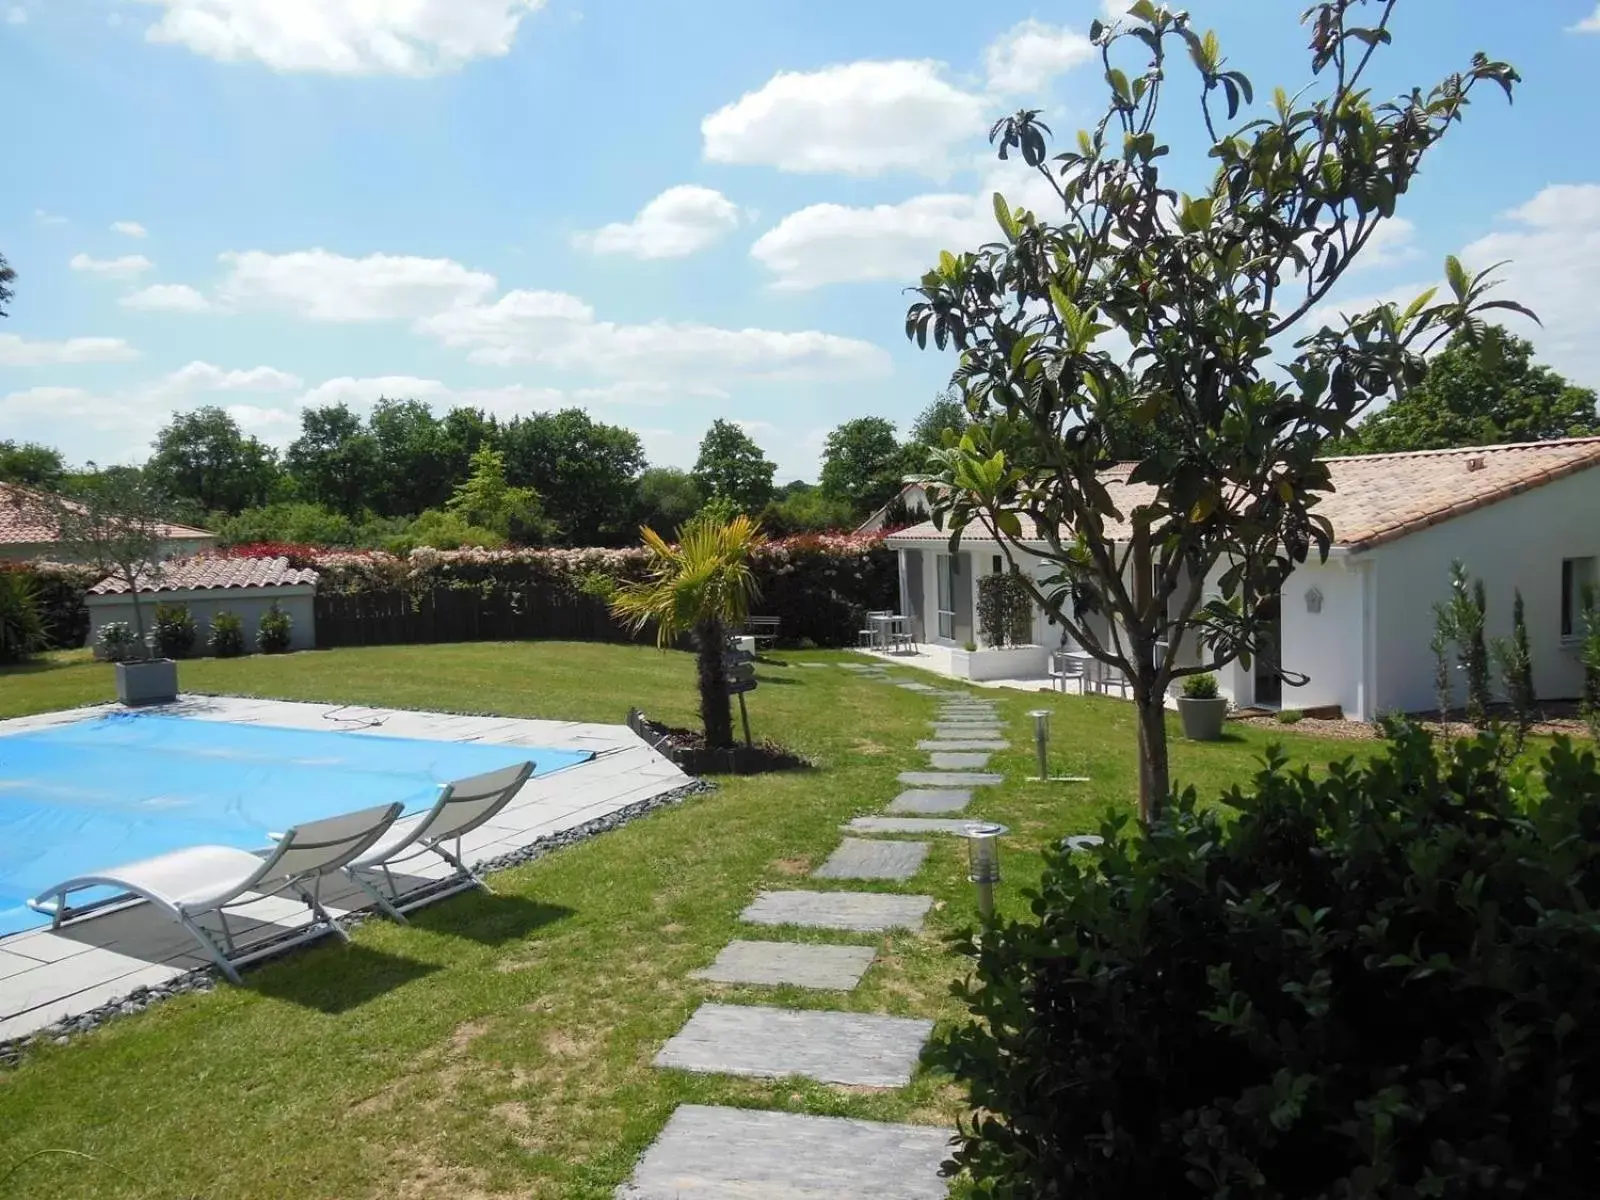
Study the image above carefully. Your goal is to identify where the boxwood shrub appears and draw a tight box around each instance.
[933,722,1600,1198]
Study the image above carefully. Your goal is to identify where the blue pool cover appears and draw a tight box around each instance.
[0,713,593,936]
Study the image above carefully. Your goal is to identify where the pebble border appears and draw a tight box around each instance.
[0,778,714,1067]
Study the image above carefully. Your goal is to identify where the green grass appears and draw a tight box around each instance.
[0,643,1378,1199]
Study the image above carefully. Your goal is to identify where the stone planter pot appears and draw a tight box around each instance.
[1177,696,1228,741]
[115,658,179,707]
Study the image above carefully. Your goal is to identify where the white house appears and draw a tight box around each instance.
[884,439,1600,719]
[86,556,320,655]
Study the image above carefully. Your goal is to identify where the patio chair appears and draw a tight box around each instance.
[343,761,535,918]
[29,802,404,985]
[1048,649,1086,694]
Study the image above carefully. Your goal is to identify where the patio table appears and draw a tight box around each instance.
[869,613,912,652]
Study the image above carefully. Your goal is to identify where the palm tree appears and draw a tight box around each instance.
[611,514,764,748]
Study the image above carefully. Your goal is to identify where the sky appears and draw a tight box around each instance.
[3,0,1599,484]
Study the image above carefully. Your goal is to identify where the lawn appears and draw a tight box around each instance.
[0,643,1378,1199]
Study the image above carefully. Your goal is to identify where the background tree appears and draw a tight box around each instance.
[1339,325,1599,454]
[0,440,66,490]
[636,466,702,535]
[500,409,645,546]
[819,417,906,519]
[907,388,970,450]
[759,481,857,535]
[367,399,466,517]
[145,407,282,519]
[0,250,14,318]
[692,419,776,514]
[285,403,379,517]
[611,514,764,748]
[447,444,551,544]
[907,0,1521,820]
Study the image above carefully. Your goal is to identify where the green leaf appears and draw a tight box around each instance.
[1108,67,1131,106]
[992,192,1019,242]
[1444,255,1470,302]
[996,510,1023,538]
[1400,287,1439,326]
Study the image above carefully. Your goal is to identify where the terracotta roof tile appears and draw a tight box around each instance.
[886,438,1600,552]
[0,483,214,547]
[89,556,319,595]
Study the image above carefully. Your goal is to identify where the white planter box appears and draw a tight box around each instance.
[950,644,1051,682]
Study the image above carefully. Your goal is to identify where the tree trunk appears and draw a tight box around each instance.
[1134,678,1170,825]
[128,585,151,662]
[696,617,734,749]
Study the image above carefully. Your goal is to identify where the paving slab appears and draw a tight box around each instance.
[691,941,876,990]
[897,682,938,693]
[928,752,992,771]
[940,707,997,716]
[847,816,994,836]
[615,1104,952,1199]
[1063,834,1106,852]
[740,890,932,932]
[931,726,1004,740]
[655,1003,934,1087]
[898,771,1004,788]
[919,739,1009,752]
[812,838,929,880]
[887,789,972,814]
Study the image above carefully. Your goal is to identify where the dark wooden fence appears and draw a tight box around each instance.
[314,587,652,650]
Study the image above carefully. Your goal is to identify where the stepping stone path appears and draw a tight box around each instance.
[813,838,929,881]
[847,816,992,836]
[928,751,992,771]
[692,941,876,990]
[888,788,972,815]
[615,1104,952,1200]
[620,671,980,1198]
[741,890,932,932]
[1063,834,1105,853]
[655,1003,934,1087]
[899,771,1003,788]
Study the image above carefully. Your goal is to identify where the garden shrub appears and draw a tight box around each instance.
[977,571,1034,647]
[13,561,98,648]
[256,603,293,654]
[932,722,1600,1198]
[97,621,138,662]
[0,567,46,664]
[208,610,245,658]
[151,603,198,659]
[1181,671,1219,700]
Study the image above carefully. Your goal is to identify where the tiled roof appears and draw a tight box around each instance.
[886,438,1600,553]
[89,556,320,595]
[0,483,214,547]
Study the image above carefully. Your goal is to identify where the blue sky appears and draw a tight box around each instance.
[3,0,1599,483]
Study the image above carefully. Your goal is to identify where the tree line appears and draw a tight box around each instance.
[0,392,972,551]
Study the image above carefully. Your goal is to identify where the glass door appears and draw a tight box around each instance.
[935,554,955,641]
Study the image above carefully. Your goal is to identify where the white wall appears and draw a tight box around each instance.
[1277,556,1370,718]
[1366,467,1600,717]
[86,587,317,657]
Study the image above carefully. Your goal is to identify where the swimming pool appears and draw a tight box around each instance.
[0,713,593,936]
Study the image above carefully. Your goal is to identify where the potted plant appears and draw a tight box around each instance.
[1177,672,1228,741]
[31,470,181,706]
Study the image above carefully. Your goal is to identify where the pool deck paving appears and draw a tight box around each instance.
[0,694,692,1044]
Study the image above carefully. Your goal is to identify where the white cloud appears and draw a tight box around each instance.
[120,283,212,312]
[571,381,729,407]
[69,252,154,279]
[984,19,1094,94]
[33,209,67,226]
[1101,0,1138,21]
[1355,217,1419,271]
[576,186,745,259]
[1569,5,1600,33]
[751,161,1061,289]
[134,0,547,76]
[0,387,160,448]
[702,60,987,177]
[111,220,149,238]
[162,361,303,393]
[294,376,566,421]
[420,288,892,380]
[218,249,498,321]
[0,333,140,366]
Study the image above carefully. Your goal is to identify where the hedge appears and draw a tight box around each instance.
[9,561,100,650]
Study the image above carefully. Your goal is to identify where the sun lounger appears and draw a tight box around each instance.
[344,761,534,918]
[29,802,404,985]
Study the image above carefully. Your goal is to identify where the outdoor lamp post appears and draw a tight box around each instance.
[960,821,1008,919]
[1028,708,1051,780]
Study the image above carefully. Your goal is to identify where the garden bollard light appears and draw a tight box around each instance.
[1028,708,1051,780]
[960,821,1007,919]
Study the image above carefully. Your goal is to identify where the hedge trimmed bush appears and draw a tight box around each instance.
[152,603,198,659]
[933,722,1600,1198]
[256,603,293,654]
[976,570,1033,647]
[0,567,46,664]
[208,610,245,658]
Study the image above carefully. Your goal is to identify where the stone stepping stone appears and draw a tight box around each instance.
[888,788,972,814]
[655,1003,934,1087]
[615,1104,952,1199]
[940,706,997,716]
[928,751,992,770]
[840,664,873,672]
[847,816,993,836]
[813,838,929,880]
[691,940,877,990]
[931,725,1004,740]
[897,682,938,693]
[741,890,932,932]
[797,663,830,669]
[1063,834,1105,853]
[899,771,1003,787]
[919,739,1008,751]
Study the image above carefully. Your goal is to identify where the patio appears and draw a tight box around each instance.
[0,694,692,1046]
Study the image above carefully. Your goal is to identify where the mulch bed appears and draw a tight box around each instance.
[1231,700,1595,743]
[633,714,811,776]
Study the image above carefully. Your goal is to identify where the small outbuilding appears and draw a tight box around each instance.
[86,556,320,656]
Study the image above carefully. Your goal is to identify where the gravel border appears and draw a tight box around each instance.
[0,778,713,1068]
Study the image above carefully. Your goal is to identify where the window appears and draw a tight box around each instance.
[1562,556,1596,638]
[992,555,1003,575]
